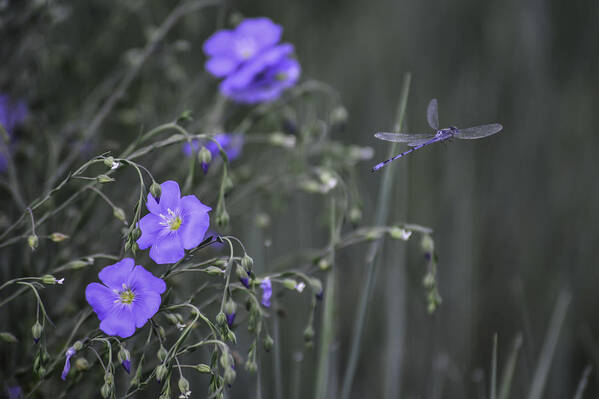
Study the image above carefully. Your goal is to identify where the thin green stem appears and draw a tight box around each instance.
[340,72,411,399]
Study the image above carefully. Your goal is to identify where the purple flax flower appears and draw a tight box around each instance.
[6,386,23,399]
[61,346,76,380]
[203,17,282,78]
[85,258,166,338]
[122,358,131,374]
[220,44,300,104]
[226,312,236,327]
[0,95,27,172]
[182,134,244,173]
[260,277,272,308]
[137,181,211,264]
[239,272,250,288]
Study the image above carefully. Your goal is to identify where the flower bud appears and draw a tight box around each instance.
[0,332,17,343]
[157,326,166,341]
[282,279,298,290]
[317,258,330,271]
[390,226,412,241]
[198,146,212,165]
[118,347,131,374]
[178,376,191,395]
[150,181,161,198]
[41,274,58,285]
[155,364,168,382]
[104,372,114,385]
[226,330,237,343]
[224,367,236,385]
[245,359,258,373]
[31,321,43,342]
[27,235,39,251]
[331,106,348,127]
[215,208,229,228]
[97,174,115,183]
[224,299,237,316]
[72,340,83,351]
[100,383,111,399]
[194,364,211,373]
[255,212,271,228]
[263,335,274,352]
[349,207,362,225]
[50,232,69,242]
[131,227,141,240]
[103,156,115,168]
[157,346,168,362]
[223,176,234,192]
[113,207,126,223]
[241,254,254,270]
[421,234,435,253]
[303,325,315,343]
[75,357,90,371]
[269,132,296,148]
[215,311,227,327]
[205,266,225,276]
[67,260,89,269]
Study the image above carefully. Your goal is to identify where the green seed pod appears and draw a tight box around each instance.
[157,346,168,362]
[73,340,83,351]
[41,274,58,285]
[104,372,114,385]
[205,266,225,276]
[75,357,90,371]
[178,375,190,394]
[131,227,141,240]
[245,360,257,373]
[226,330,237,344]
[103,156,115,168]
[68,260,89,270]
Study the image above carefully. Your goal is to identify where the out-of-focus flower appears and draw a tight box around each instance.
[0,95,27,173]
[85,258,166,338]
[6,385,23,399]
[226,312,236,327]
[260,277,272,308]
[137,181,211,264]
[220,44,300,104]
[182,134,244,173]
[61,346,76,380]
[203,17,300,104]
[204,17,282,78]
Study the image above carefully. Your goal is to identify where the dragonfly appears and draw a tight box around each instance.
[371,99,503,172]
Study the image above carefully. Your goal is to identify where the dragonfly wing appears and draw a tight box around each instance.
[427,99,439,130]
[374,132,433,143]
[407,137,439,147]
[455,123,503,139]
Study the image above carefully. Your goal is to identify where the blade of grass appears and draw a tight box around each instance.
[572,365,592,399]
[315,197,338,399]
[340,72,412,399]
[527,290,571,399]
[490,333,498,399]
[498,333,523,399]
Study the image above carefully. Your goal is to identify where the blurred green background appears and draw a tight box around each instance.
[2,0,599,397]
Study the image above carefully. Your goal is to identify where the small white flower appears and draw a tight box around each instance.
[57,278,65,285]
[295,282,306,293]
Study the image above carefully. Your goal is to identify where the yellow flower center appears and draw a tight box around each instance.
[119,288,135,304]
[160,209,183,231]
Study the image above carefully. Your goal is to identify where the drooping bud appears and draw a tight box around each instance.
[97,174,115,184]
[421,234,435,253]
[150,181,161,198]
[215,208,230,229]
[155,364,168,382]
[303,325,315,343]
[27,235,39,251]
[226,330,237,343]
[390,226,412,241]
[100,383,111,399]
[75,357,90,371]
[131,227,141,240]
[31,321,43,342]
[157,346,168,362]
[236,264,250,288]
[205,266,225,276]
[330,106,348,129]
[178,375,191,397]
[41,274,59,285]
[317,258,330,271]
[113,207,126,223]
[104,372,114,386]
[349,207,362,225]
[215,311,227,327]
[198,146,212,172]
[223,176,234,192]
[241,254,254,270]
[118,347,131,374]
[103,156,116,168]
[0,332,17,343]
[194,364,211,373]
[282,278,298,290]
[263,334,274,352]
[224,367,236,385]
[50,232,69,242]
[245,360,257,373]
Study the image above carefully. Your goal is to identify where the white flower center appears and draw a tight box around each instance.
[235,37,257,59]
